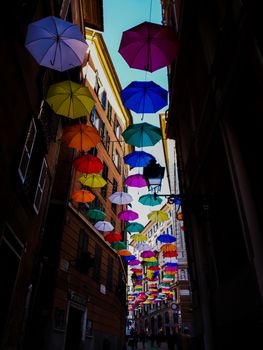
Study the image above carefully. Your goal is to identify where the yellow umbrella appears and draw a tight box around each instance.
[79,174,107,188]
[130,233,147,242]
[46,80,95,119]
[147,210,168,223]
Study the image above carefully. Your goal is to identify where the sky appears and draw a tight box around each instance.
[103,0,169,225]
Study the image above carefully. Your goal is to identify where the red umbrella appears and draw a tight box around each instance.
[104,231,122,243]
[163,251,178,258]
[73,154,103,173]
[118,21,179,73]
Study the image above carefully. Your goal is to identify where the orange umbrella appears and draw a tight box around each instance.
[117,249,132,256]
[160,243,177,252]
[62,124,100,151]
[71,189,95,203]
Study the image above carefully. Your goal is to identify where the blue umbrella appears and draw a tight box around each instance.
[157,234,176,243]
[25,16,88,72]
[121,81,168,114]
[124,150,155,167]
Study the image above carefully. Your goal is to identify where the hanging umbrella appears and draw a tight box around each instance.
[157,234,176,243]
[94,221,114,232]
[160,243,177,252]
[121,81,168,114]
[103,231,122,244]
[71,189,95,203]
[123,150,155,167]
[86,209,106,221]
[108,191,133,205]
[124,222,144,233]
[118,21,178,73]
[130,233,147,242]
[163,251,178,258]
[140,251,155,258]
[138,193,163,206]
[124,174,147,188]
[46,80,95,119]
[118,210,138,221]
[147,210,168,223]
[117,249,132,256]
[122,122,162,147]
[128,259,141,266]
[122,255,136,262]
[134,242,152,251]
[111,241,127,250]
[25,16,88,72]
[73,154,103,173]
[62,124,100,151]
[79,174,107,188]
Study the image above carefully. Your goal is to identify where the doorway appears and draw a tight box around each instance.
[64,306,83,350]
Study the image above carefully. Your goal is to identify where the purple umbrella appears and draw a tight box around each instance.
[124,174,147,188]
[118,210,139,221]
[124,150,155,167]
[140,251,155,258]
[118,21,179,73]
[128,259,141,266]
[25,16,88,72]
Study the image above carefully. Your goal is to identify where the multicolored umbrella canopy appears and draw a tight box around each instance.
[121,81,168,113]
[124,222,144,233]
[79,174,107,188]
[62,124,100,151]
[103,231,122,244]
[71,189,95,203]
[25,16,88,72]
[73,154,103,173]
[147,210,168,223]
[94,221,114,232]
[118,210,139,221]
[118,21,178,73]
[108,191,133,205]
[124,174,147,188]
[123,150,155,167]
[46,80,95,119]
[157,234,176,243]
[138,193,162,206]
[122,122,162,147]
[86,208,106,221]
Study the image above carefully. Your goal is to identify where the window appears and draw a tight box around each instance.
[101,185,107,199]
[112,203,117,214]
[105,131,110,153]
[100,120,105,144]
[114,118,121,139]
[102,162,108,181]
[93,245,101,281]
[107,102,112,122]
[88,147,98,157]
[112,179,118,193]
[100,90,107,109]
[33,158,48,214]
[148,229,152,238]
[18,119,37,183]
[77,229,89,260]
[90,107,100,130]
[106,256,114,291]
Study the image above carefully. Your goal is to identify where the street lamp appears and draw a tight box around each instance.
[143,159,181,204]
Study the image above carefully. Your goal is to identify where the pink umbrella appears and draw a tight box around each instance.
[118,210,139,221]
[118,21,179,73]
[124,174,147,188]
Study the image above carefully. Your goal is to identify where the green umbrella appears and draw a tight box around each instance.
[86,209,106,221]
[122,122,162,147]
[111,241,127,250]
[138,194,162,206]
[124,222,144,233]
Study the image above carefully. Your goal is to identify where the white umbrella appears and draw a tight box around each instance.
[108,191,133,204]
[94,221,114,232]
[133,242,152,251]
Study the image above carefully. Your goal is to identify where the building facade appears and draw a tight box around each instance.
[162,0,263,349]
